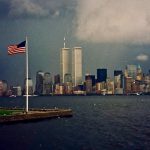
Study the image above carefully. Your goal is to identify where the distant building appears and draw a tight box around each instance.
[0,80,3,96]
[12,86,22,96]
[85,76,93,94]
[131,80,140,93]
[136,65,143,81]
[54,84,60,95]
[43,72,52,95]
[96,83,101,94]
[54,74,60,84]
[143,75,150,93]
[124,77,133,94]
[114,70,123,88]
[60,38,71,83]
[126,65,137,79]
[106,78,114,94]
[72,47,82,86]
[114,88,124,95]
[85,74,96,87]
[2,80,8,95]
[64,82,73,94]
[35,71,44,95]
[96,81,106,94]
[0,80,8,96]
[97,68,107,83]
[114,70,124,94]
[54,84,65,95]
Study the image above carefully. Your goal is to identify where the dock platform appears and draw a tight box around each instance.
[0,108,73,123]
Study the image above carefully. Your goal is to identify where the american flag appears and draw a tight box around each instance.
[8,41,26,55]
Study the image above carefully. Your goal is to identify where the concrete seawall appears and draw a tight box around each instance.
[0,108,73,123]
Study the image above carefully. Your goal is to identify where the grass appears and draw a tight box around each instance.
[0,109,23,116]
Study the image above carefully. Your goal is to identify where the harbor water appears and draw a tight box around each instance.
[0,96,150,150]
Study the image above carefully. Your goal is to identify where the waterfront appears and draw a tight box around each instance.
[0,96,150,150]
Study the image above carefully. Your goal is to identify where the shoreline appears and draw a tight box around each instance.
[2,93,150,98]
[0,108,73,123]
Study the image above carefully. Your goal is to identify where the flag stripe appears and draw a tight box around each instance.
[8,41,26,55]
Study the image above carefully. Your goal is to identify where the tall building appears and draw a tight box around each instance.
[97,68,107,83]
[96,82,106,94]
[85,74,96,87]
[106,78,114,94]
[143,75,150,93]
[2,80,8,96]
[43,72,52,95]
[72,47,82,86]
[85,74,95,93]
[126,65,137,79]
[114,70,123,89]
[64,82,73,94]
[0,80,3,96]
[85,77,93,94]
[35,71,44,95]
[60,37,71,83]
[136,65,143,81]
[54,74,60,84]
[124,77,133,94]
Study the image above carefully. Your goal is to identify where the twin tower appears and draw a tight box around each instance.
[60,38,82,86]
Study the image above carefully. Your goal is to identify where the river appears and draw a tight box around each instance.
[0,96,150,150]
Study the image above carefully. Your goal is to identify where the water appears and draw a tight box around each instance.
[0,96,150,150]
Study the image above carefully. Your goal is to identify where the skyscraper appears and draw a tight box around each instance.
[124,77,133,94]
[43,72,52,95]
[114,70,124,94]
[60,37,71,83]
[35,71,44,95]
[85,74,96,87]
[54,74,60,84]
[0,80,3,96]
[136,65,143,81]
[106,78,114,94]
[114,70,123,88]
[97,69,107,83]
[126,65,137,79]
[2,80,8,96]
[85,77,93,94]
[72,47,82,86]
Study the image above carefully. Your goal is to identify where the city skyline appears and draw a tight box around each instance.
[0,0,150,86]
[0,63,150,96]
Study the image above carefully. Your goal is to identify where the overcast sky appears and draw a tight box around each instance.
[0,0,150,86]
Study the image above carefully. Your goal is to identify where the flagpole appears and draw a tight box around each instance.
[26,36,29,113]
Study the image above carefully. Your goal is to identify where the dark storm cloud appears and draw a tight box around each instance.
[0,1,9,18]
[0,0,76,18]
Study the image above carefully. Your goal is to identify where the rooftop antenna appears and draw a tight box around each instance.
[64,37,66,48]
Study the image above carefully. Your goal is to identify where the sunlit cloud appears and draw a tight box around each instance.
[74,0,150,44]
[136,54,149,61]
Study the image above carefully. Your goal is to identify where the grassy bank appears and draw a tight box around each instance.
[0,109,23,116]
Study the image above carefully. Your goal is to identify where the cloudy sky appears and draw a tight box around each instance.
[0,0,150,86]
